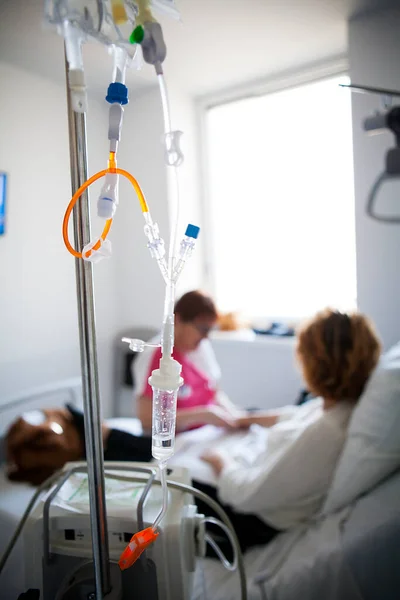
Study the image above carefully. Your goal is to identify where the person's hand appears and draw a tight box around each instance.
[236,413,279,429]
[199,405,239,429]
[201,450,229,475]
[214,391,247,420]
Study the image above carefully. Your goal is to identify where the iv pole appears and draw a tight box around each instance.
[64,51,112,598]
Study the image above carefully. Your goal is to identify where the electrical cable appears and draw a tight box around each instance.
[0,471,62,576]
[202,516,238,572]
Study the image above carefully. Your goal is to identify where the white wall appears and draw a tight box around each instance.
[0,62,117,415]
[211,335,303,409]
[349,7,400,349]
[165,85,205,295]
[111,87,170,332]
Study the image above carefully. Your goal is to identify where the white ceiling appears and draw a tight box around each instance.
[0,0,397,99]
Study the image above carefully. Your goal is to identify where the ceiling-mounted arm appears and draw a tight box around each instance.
[364,105,400,223]
[366,173,400,223]
[339,82,400,99]
[341,82,400,223]
[364,105,400,142]
[340,82,400,110]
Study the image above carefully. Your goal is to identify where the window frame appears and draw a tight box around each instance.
[196,56,353,323]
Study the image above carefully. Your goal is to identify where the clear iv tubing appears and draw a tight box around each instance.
[152,461,168,530]
[202,517,238,572]
[158,73,172,136]
[112,45,128,84]
[151,74,182,534]
[157,73,180,284]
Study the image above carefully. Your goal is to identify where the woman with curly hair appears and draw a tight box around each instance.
[6,309,381,553]
[201,308,381,532]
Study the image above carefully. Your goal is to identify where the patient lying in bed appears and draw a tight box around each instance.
[5,309,381,553]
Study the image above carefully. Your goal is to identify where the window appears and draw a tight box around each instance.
[204,75,356,321]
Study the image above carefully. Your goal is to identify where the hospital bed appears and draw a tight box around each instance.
[191,467,400,600]
[0,380,83,599]
[1,381,400,600]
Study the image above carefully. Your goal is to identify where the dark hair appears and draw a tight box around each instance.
[174,291,218,323]
[296,308,381,401]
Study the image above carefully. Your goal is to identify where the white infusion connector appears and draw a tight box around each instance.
[97,172,119,218]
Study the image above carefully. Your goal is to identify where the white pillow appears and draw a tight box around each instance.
[323,341,400,514]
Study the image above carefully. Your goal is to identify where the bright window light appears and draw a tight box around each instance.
[205,75,356,321]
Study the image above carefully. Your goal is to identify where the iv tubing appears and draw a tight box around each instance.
[62,168,149,258]
[136,0,155,25]
[112,45,128,84]
[152,461,168,530]
[158,73,172,135]
[155,75,183,535]
[202,517,238,572]
[170,166,182,283]
[157,73,179,282]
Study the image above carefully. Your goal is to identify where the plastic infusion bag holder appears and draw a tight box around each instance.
[44,0,180,45]
[44,0,137,47]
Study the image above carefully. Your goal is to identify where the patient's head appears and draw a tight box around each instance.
[174,290,218,353]
[296,309,381,405]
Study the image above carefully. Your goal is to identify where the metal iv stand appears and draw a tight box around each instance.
[64,51,112,598]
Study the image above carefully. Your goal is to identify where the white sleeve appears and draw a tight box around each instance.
[276,398,323,422]
[217,417,344,518]
[188,339,221,385]
[275,405,300,421]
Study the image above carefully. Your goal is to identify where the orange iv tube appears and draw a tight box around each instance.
[62,167,149,258]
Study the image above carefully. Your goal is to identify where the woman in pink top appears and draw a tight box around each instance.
[137,290,240,433]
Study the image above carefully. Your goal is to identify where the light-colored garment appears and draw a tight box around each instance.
[217,398,354,530]
[133,337,221,396]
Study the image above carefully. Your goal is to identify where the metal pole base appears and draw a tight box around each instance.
[58,562,122,600]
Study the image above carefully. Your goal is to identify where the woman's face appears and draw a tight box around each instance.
[175,315,216,353]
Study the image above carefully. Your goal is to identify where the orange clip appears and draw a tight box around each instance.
[118,527,159,571]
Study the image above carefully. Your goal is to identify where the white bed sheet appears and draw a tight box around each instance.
[191,468,400,600]
[191,510,350,600]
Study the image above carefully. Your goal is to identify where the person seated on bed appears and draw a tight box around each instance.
[200,308,381,531]
[134,289,242,433]
[5,308,381,555]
